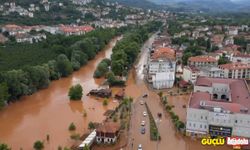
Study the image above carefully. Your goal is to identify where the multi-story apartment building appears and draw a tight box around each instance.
[219,63,250,79]
[148,47,176,89]
[186,77,250,138]
[183,66,223,84]
[188,56,218,68]
[232,54,250,64]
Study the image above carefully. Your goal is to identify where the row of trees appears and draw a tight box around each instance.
[111,21,162,76]
[0,28,118,109]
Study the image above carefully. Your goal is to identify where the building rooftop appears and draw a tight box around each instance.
[234,53,250,58]
[188,56,217,63]
[151,47,175,60]
[189,77,250,114]
[96,122,120,133]
[219,62,250,70]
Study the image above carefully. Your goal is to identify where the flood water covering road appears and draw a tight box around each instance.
[125,33,232,150]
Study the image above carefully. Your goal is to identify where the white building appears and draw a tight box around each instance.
[228,27,238,36]
[186,77,250,138]
[148,47,176,89]
[232,54,250,64]
[152,72,175,89]
[219,63,250,79]
[182,66,200,84]
[182,66,223,84]
[188,56,218,68]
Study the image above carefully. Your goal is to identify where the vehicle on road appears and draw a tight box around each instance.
[138,144,142,150]
[140,100,144,105]
[142,94,148,98]
[141,121,145,126]
[143,111,147,117]
[141,127,145,134]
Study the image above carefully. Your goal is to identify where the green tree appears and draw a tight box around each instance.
[0,83,9,109]
[182,52,193,65]
[68,122,76,131]
[88,121,95,130]
[103,98,108,106]
[68,84,83,100]
[0,143,11,150]
[111,60,125,76]
[83,145,90,150]
[2,70,30,100]
[33,140,44,150]
[56,54,73,77]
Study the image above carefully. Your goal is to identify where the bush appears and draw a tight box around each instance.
[33,140,44,150]
[0,143,11,150]
[68,84,83,100]
[68,122,76,131]
[103,98,108,106]
[70,133,80,140]
[88,122,95,130]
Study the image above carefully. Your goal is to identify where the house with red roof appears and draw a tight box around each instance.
[188,56,218,68]
[59,25,94,36]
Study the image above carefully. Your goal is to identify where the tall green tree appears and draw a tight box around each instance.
[2,70,30,100]
[56,54,73,77]
[0,83,9,109]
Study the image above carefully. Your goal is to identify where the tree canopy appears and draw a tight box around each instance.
[68,84,83,100]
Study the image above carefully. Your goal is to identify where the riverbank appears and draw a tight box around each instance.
[0,37,121,150]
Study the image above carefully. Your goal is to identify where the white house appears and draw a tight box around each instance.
[96,122,120,144]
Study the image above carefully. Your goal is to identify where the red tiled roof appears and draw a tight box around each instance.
[185,66,200,73]
[59,25,94,33]
[190,77,250,114]
[188,56,217,63]
[151,47,176,60]
[96,122,120,133]
[234,53,250,58]
[219,62,250,70]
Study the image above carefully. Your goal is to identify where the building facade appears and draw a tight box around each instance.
[219,63,250,79]
[186,77,250,138]
[188,56,218,68]
[148,47,176,89]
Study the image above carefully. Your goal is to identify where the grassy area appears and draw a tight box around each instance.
[145,102,160,141]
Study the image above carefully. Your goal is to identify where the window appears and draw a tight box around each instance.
[193,123,196,127]
[204,125,207,129]
[201,116,203,120]
[235,120,238,123]
[189,123,192,127]
[205,116,207,120]
[200,124,202,128]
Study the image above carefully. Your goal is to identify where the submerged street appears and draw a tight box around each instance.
[125,33,232,150]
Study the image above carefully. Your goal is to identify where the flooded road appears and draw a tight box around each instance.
[0,37,121,150]
[125,33,232,150]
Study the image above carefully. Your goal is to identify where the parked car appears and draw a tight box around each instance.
[143,111,147,117]
[141,121,145,126]
[141,127,145,134]
[138,144,143,150]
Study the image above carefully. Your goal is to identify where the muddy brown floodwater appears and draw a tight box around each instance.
[124,33,232,150]
[0,37,121,150]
